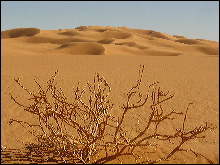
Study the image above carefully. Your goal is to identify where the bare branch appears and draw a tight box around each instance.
[7,66,216,164]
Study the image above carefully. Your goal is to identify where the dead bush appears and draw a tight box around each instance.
[6,65,216,164]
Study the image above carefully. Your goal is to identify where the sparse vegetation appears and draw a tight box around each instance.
[4,65,216,164]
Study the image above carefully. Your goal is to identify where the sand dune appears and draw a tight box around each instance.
[1,28,40,39]
[1,26,218,56]
[56,42,105,55]
[58,30,82,36]
[1,26,219,164]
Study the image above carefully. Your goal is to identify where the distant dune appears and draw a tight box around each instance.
[1,28,40,39]
[1,26,218,56]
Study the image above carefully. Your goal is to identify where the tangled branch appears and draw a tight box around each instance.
[5,65,216,164]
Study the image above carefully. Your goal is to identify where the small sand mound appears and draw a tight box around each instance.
[88,26,116,32]
[173,35,186,39]
[58,31,81,36]
[148,31,171,40]
[195,46,219,55]
[114,41,137,47]
[196,39,219,44]
[103,31,132,39]
[75,26,88,31]
[95,29,109,32]
[57,42,105,55]
[114,42,148,50]
[119,27,154,35]
[69,37,96,42]
[97,38,115,44]
[1,28,40,39]
[175,39,201,45]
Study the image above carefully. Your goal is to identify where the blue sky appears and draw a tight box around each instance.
[1,1,219,41]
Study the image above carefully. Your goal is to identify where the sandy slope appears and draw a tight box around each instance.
[1,26,219,164]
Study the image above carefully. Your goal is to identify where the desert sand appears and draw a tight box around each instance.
[1,26,219,164]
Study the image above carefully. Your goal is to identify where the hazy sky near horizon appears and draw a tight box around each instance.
[1,1,219,41]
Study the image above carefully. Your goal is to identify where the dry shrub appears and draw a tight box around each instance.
[7,65,216,164]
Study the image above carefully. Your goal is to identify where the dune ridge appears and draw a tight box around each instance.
[1,26,218,56]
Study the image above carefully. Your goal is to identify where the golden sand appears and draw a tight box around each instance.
[1,26,219,164]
